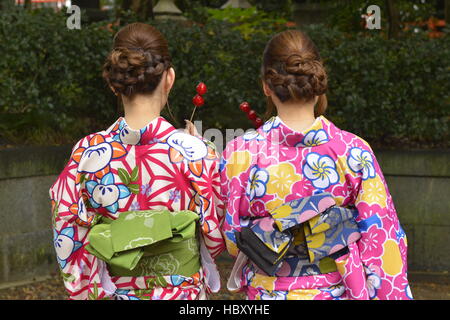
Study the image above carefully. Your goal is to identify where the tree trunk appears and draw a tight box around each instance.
[24,0,32,9]
[145,0,154,20]
[122,0,132,11]
[445,0,450,25]
[116,0,132,22]
[386,0,401,39]
[72,0,100,8]
[130,0,141,12]
[136,0,154,21]
[118,0,154,21]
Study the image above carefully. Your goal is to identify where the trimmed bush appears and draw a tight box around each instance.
[304,25,450,148]
[0,8,448,148]
[0,9,115,145]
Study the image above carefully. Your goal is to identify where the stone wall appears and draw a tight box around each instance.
[0,145,448,286]
[0,146,71,284]
[377,150,450,272]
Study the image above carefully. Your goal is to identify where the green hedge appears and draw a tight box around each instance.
[0,8,448,148]
[0,9,115,145]
[306,25,450,148]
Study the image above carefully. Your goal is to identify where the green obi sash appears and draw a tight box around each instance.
[86,210,201,277]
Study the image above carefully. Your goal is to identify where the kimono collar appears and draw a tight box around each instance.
[106,116,176,146]
[260,115,334,148]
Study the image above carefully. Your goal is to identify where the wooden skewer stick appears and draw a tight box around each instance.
[189,106,197,123]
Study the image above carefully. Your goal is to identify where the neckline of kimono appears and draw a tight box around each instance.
[265,115,331,148]
[276,115,323,135]
[109,115,174,146]
[121,115,164,132]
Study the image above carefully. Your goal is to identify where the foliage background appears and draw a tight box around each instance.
[0,5,448,148]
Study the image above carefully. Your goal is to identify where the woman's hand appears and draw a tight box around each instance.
[184,120,199,136]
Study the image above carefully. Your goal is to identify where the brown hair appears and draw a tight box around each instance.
[103,23,172,97]
[262,29,328,118]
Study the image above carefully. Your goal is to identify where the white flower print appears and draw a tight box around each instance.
[405,284,413,299]
[243,129,266,141]
[119,126,142,145]
[86,173,130,214]
[75,197,91,224]
[260,290,287,300]
[166,131,208,161]
[364,265,382,299]
[296,129,329,147]
[347,147,376,180]
[328,285,346,299]
[78,143,113,173]
[246,165,269,201]
[262,116,281,133]
[53,227,82,269]
[113,120,144,145]
[302,152,339,189]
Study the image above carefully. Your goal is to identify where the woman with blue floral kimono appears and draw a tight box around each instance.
[220,30,411,300]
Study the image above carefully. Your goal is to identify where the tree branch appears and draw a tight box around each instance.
[386,0,401,39]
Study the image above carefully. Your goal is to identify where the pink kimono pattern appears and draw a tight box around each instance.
[220,116,412,300]
[50,116,225,300]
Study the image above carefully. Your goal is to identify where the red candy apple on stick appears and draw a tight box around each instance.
[196,82,207,95]
[239,101,263,129]
[254,117,263,128]
[239,101,251,113]
[189,82,207,122]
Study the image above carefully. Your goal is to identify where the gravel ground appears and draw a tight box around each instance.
[0,259,448,300]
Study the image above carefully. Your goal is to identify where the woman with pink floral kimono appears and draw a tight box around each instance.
[220,30,411,300]
[49,23,224,300]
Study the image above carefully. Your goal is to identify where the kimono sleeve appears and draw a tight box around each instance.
[49,138,115,300]
[348,142,412,300]
[219,139,250,258]
[189,140,226,259]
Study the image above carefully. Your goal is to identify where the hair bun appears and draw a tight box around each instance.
[103,47,168,96]
[102,23,171,97]
[263,30,328,105]
[265,53,327,103]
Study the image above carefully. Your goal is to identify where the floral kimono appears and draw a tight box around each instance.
[220,116,411,300]
[50,116,224,300]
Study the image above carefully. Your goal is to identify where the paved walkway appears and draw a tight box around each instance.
[0,262,448,300]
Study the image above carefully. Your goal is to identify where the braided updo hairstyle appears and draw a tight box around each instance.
[262,30,328,117]
[103,23,172,97]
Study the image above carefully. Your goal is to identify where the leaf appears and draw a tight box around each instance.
[156,276,168,288]
[61,272,75,283]
[117,168,130,185]
[93,283,98,297]
[52,201,59,228]
[128,183,140,195]
[85,200,93,209]
[145,278,155,289]
[88,282,99,300]
[130,166,139,182]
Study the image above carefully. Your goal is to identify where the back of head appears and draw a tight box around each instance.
[262,29,328,116]
[103,23,172,97]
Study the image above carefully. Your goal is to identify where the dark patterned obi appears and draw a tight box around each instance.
[235,193,361,277]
